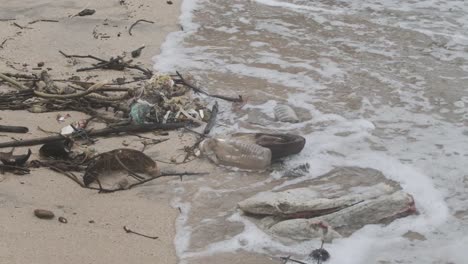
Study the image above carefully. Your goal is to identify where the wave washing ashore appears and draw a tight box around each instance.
[155,0,468,263]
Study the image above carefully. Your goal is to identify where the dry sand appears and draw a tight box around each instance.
[0,1,184,263]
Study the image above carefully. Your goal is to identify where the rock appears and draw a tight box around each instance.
[238,167,417,241]
[403,231,426,241]
[270,191,415,239]
[34,209,55,219]
[269,219,342,242]
[239,183,395,217]
[58,216,68,224]
[78,9,96,16]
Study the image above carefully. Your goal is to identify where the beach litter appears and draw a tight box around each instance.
[274,104,299,123]
[199,133,306,170]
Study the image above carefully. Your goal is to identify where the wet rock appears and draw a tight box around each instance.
[78,9,96,16]
[34,209,55,219]
[270,191,415,239]
[403,231,426,241]
[238,167,417,241]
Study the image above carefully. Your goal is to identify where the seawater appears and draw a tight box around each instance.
[154,0,468,263]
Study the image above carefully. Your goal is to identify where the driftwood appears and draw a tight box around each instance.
[28,19,59,24]
[128,19,154,36]
[203,101,218,134]
[0,122,188,148]
[0,125,28,133]
[59,50,152,76]
[123,226,158,240]
[175,71,243,103]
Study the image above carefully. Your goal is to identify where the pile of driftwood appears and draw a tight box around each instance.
[0,50,244,191]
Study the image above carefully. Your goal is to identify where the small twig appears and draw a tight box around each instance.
[280,256,308,264]
[128,19,154,36]
[176,71,243,103]
[59,50,107,63]
[0,164,30,174]
[0,38,10,49]
[203,101,218,134]
[28,19,59,24]
[140,138,169,152]
[114,154,145,181]
[12,22,26,29]
[123,226,158,240]
[34,81,108,99]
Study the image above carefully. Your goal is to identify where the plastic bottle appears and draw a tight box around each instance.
[274,104,299,123]
[199,138,272,170]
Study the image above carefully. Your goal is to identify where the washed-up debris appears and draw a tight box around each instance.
[60,119,88,136]
[83,148,159,187]
[0,123,187,149]
[238,167,417,241]
[203,101,218,134]
[34,209,55,219]
[283,163,310,178]
[0,148,31,166]
[274,104,299,123]
[56,113,71,123]
[39,139,73,159]
[128,19,154,36]
[131,45,145,58]
[130,99,154,124]
[233,133,306,160]
[199,133,306,170]
[123,225,158,240]
[200,138,272,170]
[310,242,330,263]
[0,125,29,133]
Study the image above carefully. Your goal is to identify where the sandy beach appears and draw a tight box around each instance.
[0,1,182,263]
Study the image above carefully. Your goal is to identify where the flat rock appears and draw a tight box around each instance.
[238,167,417,241]
[34,209,55,219]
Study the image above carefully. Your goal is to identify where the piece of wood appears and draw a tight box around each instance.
[128,19,154,36]
[203,101,218,134]
[0,122,188,148]
[175,71,243,103]
[0,125,28,133]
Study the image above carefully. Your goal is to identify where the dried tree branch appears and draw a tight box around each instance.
[0,122,189,148]
[128,19,154,36]
[175,71,243,103]
[123,226,158,239]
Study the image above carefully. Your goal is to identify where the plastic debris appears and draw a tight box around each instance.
[130,100,154,124]
[199,138,272,170]
[274,104,299,123]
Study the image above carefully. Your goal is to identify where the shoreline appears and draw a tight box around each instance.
[0,1,184,263]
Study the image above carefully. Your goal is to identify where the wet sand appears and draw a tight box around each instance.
[0,1,182,263]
